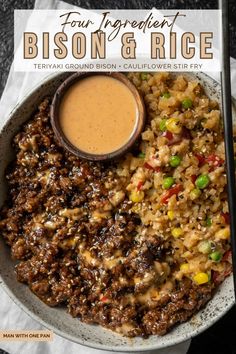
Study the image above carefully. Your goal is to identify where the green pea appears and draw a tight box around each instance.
[163,177,175,189]
[182,98,193,109]
[141,73,148,80]
[195,174,210,189]
[159,119,167,132]
[138,152,145,159]
[205,217,212,227]
[169,155,181,167]
[162,92,171,99]
[209,251,222,262]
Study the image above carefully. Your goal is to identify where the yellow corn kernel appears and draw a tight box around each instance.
[129,190,145,203]
[131,204,141,213]
[193,272,209,285]
[215,227,230,240]
[165,118,182,134]
[171,227,183,238]
[167,210,175,220]
[180,263,189,271]
[190,188,201,200]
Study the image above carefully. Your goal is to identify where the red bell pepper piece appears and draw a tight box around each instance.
[167,136,182,146]
[221,212,230,224]
[194,153,205,166]
[160,184,183,204]
[206,154,224,171]
[143,162,161,172]
[222,250,232,264]
[194,153,224,171]
[143,162,153,170]
[163,130,173,141]
[162,131,184,146]
[191,175,197,184]
[137,181,143,191]
[206,154,224,165]
[100,296,109,303]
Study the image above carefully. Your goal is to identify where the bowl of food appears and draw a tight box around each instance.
[0,71,235,352]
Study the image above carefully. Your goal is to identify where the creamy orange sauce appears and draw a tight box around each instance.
[59,75,138,154]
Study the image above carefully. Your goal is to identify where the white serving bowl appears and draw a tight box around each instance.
[0,71,235,352]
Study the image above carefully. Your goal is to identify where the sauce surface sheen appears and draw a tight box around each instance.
[59,75,138,154]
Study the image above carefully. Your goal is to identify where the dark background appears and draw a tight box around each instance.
[0,1,236,353]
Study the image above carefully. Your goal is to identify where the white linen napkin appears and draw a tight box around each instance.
[0,1,235,353]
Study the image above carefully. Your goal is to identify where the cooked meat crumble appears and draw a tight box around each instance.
[0,73,233,337]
